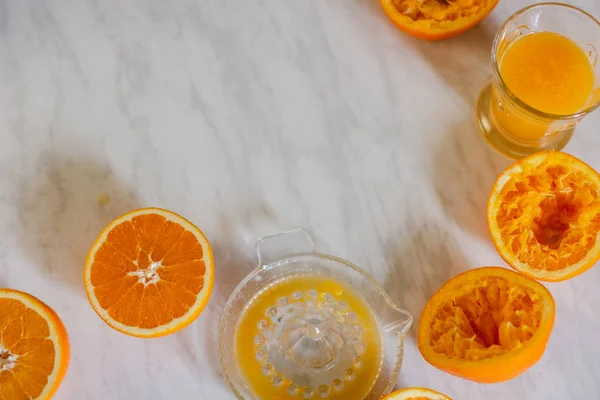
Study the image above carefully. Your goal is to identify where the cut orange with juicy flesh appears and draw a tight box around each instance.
[380,0,499,41]
[0,289,69,400]
[383,387,452,400]
[84,208,214,338]
[418,267,555,383]
[487,151,600,282]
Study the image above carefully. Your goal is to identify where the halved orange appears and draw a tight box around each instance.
[84,208,214,338]
[418,267,555,383]
[383,387,452,400]
[487,151,600,281]
[0,289,70,399]
[380,0,499,41]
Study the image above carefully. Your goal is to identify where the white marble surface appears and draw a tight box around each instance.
[1,0,600,399]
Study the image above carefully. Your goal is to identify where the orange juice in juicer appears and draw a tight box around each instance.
[218,229,413,399]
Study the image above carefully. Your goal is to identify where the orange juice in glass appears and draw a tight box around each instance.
[477,3,600,159]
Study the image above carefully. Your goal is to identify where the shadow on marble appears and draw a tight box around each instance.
[194,244,253,382]
[19,158,140,293]
[433,120,510,241]
[168,322,221,385]
[198,208,278,380]
[412,22,496,108]
[383,220,469,340]
[356,0,499,107]
[355,0,385,15]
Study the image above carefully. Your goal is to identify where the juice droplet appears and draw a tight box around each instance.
[352,355,363,368]
[254,334,266,345]
[255,349,267,363]
[355,341,366,354]
[257,320,268,330]
[266,307,277,317]
[261,363,274,377]
[303,386,315,398]
[332,379,344,392]
[318,385,330,398]
[97,194,111,206]
[321,293,333,302]
[288,383,299,396]
[344,368,355,382]
[271,374,284,387]
[277,297,289,307]
[292,291,304,300]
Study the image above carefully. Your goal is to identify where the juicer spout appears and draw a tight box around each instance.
[383,308,413,337]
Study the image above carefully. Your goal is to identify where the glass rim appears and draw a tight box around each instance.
[492,2,600,120]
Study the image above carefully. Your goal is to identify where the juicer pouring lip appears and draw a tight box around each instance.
[255,228,414,337]
[383,308,413,337]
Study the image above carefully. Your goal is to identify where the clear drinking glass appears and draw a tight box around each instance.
[476,3,600,159]
[218,229,413,400]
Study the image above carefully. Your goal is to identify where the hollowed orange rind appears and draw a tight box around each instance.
[418,267,555,383]
[380,0,499,41]
[487,151,600,282]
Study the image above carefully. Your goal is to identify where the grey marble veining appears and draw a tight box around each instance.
[1,0,600,399]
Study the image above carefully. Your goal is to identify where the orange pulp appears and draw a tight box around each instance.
[235,276,382,400]
[494,32,595,141]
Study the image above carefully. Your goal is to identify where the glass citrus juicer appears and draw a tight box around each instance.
[218,229,413,400]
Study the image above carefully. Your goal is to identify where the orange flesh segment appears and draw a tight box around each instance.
[0,298,55,399]
[90,214,206,329]
[495,162,600,272]
[429,276,542,360]
[391,0,490,22]
[500,32,595,115]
